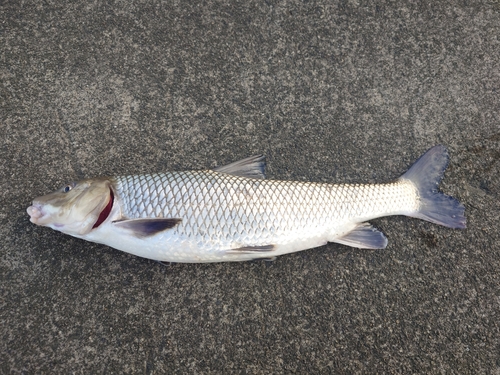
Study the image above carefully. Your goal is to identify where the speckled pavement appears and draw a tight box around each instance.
[1,1,499,373]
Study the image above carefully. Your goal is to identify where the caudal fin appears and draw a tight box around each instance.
[401,145,466,229]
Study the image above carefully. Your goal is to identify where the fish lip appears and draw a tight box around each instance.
[27,202,46,223]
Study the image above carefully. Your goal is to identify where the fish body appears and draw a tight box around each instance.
[27,145,466,263]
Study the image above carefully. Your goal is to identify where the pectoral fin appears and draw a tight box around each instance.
[333,223,388,249]
[113,218,182,238]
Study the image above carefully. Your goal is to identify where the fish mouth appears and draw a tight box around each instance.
[27,202,57,226]
[27,203,46,224]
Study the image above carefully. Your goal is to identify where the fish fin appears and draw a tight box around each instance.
[333,223,388,249]
[226,244,275,254]
[113,218,182,238]
[213,155,266,179]
[401,145,466,229]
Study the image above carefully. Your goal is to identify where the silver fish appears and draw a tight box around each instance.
[27,145,465,263]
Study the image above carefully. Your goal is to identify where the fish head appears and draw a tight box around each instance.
[27,178,114,236]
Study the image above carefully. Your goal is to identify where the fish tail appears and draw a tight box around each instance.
[401,145,466,229]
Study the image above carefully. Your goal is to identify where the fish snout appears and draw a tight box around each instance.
[27,203,45,223]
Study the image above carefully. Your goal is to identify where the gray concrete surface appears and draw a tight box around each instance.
[1,0,499,373]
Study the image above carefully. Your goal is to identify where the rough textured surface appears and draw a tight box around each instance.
[1,0,499,373]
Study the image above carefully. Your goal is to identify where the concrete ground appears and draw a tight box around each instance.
[1,0,499,373]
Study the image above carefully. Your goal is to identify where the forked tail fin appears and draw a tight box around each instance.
[400,145,466,229]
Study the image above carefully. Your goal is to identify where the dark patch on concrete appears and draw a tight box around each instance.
[419,230,438,248]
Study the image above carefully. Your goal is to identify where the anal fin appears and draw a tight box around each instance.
[333,223,388,249]
[113,218,182,238]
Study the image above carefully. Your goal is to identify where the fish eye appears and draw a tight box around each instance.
[62,182,76,193]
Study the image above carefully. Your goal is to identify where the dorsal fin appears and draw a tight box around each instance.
[213,155,266,179]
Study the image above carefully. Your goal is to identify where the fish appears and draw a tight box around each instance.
[27,145,466,263]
